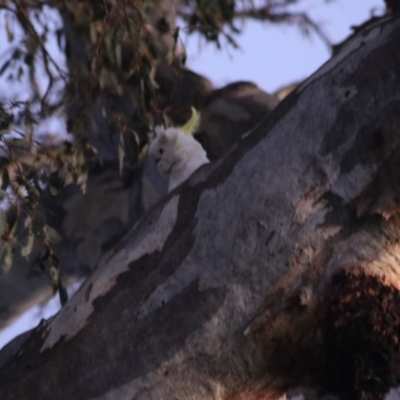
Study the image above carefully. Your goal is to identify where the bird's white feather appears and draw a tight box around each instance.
[148,125,209,192]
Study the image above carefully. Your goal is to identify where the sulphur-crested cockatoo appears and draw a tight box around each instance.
[148,108,209,192]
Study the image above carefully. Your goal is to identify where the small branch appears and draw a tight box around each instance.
[3,3,68,115]
[178,6,333,54]
[13,3,68,80]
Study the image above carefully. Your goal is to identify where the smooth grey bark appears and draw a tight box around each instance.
[1,14,400,400]
[0,79,276,330]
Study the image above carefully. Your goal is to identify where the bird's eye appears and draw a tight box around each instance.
[159,148,164,154]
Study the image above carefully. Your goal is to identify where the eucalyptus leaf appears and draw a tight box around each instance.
[37,245,50,264]
[21,232,34,257]
[31,213,46,235]
[58,278,69,306]
[49,254,59,267]
[26,185,40,204]
[9,217,18,239]
[49,265,58,293]
[1,245,13,273]
[50,265,58,281]
[49,185,59,196]
[44,225,62,243]
[118,133,125,175]
[1,169,10,190]
[0,60,11,77]
[0,209,7,238]
[24,215,32,229]
[5,14,14,42]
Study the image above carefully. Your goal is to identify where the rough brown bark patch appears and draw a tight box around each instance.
[321,270,400,400]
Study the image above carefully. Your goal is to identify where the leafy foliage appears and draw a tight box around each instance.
[177,0,335,50]
[0,0,335,304]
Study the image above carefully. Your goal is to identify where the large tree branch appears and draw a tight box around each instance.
[1,14,400,400]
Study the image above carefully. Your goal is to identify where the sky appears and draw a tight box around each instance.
[185,0,384,92]
[0,281,82,349]
[0,0,384,350]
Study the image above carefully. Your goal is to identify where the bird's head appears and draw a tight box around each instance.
[148,126,180,176]
[148,107,202,177]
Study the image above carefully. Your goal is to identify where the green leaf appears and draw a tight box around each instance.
[0,108,13,133]
[64,172,73,186]
[44,225,61,243]
[118,133,125,175]
[24,215,32,229]
[24,53,34,67]
[0,60,11,77]
[21,232,34,257]
[25,120,33,144]
[5,14,14,42]
[9,216,18,238]
[0,209,7,238]
[5,205,17,228]
[21,162,35,178]
[49,185,59,196]
[124,130,140,164]
[26,185,40,204]
[49,254,59,268]
[17,66,23,81]
[107,120,118,137]
[58,278,69,306]
[50,265,58,280]
[36,245,50,264]
[33,179,44,195]
[56,28,64,50]
[1,245,13,272]
[49,265,59,293]
[31,213,45,235]
[1,169,9,190]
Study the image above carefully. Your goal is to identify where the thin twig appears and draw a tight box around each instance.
[178,6,333,54]
[14,3,68,79]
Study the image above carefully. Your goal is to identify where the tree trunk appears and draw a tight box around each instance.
[1,14,400,400]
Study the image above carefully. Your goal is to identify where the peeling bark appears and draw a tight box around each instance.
[1,14,400,400]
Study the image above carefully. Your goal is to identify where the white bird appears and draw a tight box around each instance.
[148,108,209,192]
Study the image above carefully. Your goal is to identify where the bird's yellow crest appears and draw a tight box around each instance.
[180,107,200,136]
